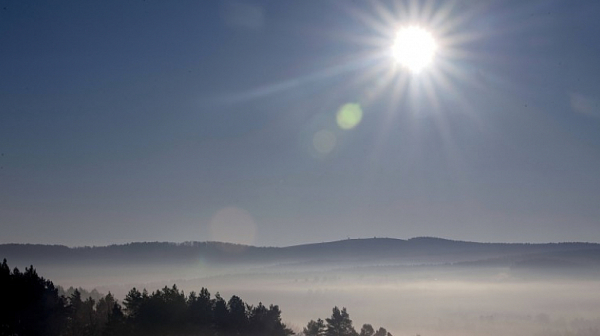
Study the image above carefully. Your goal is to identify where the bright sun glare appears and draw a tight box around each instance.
[392,26,437,73]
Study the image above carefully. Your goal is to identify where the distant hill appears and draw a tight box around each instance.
[2,237,600,270]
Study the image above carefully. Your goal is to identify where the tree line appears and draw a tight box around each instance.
[0,259,391,336]
[303,307,392,336]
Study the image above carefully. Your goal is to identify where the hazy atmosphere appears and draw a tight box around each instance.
[2,0,600,247]
[2,1,600,336]
[3,238,600,336]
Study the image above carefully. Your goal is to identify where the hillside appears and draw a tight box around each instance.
[3,237,599,269]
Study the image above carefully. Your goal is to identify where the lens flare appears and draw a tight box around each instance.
[208,207,256,245]
[313,129,337,154]
[336,103,363,130]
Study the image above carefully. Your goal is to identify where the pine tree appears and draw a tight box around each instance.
[325,307,356,336]
[304,318,326,336]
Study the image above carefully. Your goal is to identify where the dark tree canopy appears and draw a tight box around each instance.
[325,307,356,336]
[304,318,326,336]
[0,259,68,336]
[305,308,391,336]
[360,324,374,336]
[1,260,390,336]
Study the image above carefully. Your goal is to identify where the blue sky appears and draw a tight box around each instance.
[1,0,599,246]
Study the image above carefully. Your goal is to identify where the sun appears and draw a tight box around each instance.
[392,26,437,73]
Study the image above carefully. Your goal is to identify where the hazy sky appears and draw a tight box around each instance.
[1,0,599,246]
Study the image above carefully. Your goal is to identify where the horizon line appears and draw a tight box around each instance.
[2,236,600,249]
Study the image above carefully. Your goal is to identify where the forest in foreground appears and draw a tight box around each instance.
[0,259,393,336]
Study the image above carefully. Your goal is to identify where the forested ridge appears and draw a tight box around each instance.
[3,238,599,269]
[0,259,391,336]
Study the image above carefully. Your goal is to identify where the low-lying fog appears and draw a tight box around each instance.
[36,264,600,336]
[5,239,600,335]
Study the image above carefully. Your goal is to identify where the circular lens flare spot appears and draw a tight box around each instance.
[392,26,437,73]
[312,129,337,154]
[208,207,256,245]
[336,103,363,129]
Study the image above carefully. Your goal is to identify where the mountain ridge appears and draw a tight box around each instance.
[3,237,599,268]
[4,236,599,249]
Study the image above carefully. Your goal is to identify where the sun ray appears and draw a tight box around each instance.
[420,0,438,23]
[421,72,442,113]
[340,2,395,38]
[370,1,398,30]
